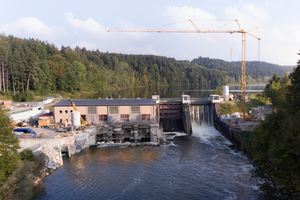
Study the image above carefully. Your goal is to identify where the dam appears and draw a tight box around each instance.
[51,94,220,145]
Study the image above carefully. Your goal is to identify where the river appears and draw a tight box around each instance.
[33,125,292,199]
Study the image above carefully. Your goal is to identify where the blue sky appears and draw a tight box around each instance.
[0,0,299,65]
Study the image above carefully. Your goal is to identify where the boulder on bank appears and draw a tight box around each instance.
[34,145,63,173]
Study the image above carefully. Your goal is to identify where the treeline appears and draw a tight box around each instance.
[192,57,294,83]
[0,34,293,99]
[236,62,300,191]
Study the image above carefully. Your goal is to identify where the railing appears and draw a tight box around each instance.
[190,98,209,101]
[160,98,181,101]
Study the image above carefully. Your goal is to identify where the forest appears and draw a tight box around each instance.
[235,62,300,191]
[0,34,294,101]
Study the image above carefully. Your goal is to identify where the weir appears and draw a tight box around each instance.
[190,105,214,127]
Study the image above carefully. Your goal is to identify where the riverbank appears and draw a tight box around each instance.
[216,100,300,195]
[232,130,300,194]
[215,116,300,194]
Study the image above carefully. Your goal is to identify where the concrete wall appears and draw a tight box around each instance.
[129,114,142,122]
[182,104,192,134]
[141,106,153,115]
[97,106,107,114]
[212,103,239,146]
[120,106,130,114]
[53,106,73,123]
[108,114,120,123]
[19,138,64,151]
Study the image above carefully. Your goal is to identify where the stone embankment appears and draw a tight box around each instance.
[34,145,63,173]
[28,127,99,185]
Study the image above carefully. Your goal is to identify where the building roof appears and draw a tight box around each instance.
[38,112,53,117]
[53,99,157,107]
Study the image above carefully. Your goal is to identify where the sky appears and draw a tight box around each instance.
[0,0,299,66]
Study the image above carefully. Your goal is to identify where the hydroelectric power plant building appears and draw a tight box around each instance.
[53,97,160,143]
[53,98,158,125]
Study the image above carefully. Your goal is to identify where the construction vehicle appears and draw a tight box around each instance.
[68,98,91,127]
[17,120,27,127]
[108,19,260,119]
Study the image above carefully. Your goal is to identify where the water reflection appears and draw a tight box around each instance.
[87,84,266,99]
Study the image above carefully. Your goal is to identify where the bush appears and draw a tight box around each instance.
[0,153,46,200]
[0,162,34,200]
[20,149,34,161]
[12,91,35,102]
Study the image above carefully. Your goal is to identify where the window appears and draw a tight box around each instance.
[121,114,129,122]
[65,110,68,113]
[131,106,140,114]
[59,110,62,113]
[109,106,118,114]
[214,96,219,100]
[88,107,97,114]
[99,115,108,122]
[142,114,150,121]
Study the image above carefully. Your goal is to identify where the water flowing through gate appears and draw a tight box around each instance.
[190,105,213,127]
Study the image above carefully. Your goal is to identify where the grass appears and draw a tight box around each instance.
[220,94,270,115]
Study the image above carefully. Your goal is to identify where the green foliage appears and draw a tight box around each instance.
[20,149,34,161]
[0,35,293,98]
[220,102,240,115]
[262,72,292,109]
[0,106,20,185]
[234,59,300,191]
[0,161,34,200]
[214,86,223,95]
[12,91,35,102]
[0,150,46,199]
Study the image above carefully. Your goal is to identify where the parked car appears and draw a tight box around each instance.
[13,128,36,135]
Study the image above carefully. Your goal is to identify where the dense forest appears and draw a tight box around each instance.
[0,34,294,100]
[235,62,300,191]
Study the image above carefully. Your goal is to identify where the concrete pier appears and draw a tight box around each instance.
[96,123,161,143]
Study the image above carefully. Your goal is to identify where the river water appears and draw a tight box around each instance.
[34,124,291,199]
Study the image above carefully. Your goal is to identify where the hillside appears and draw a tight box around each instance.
[0,34,293,99]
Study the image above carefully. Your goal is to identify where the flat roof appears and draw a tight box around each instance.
[53,99,157,107]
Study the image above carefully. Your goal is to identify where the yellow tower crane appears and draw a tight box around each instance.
[108,19,260,118]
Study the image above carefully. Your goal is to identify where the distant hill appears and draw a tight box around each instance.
[192,57,294,78]
[0,34,294,97]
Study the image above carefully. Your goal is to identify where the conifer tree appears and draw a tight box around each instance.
[0,106,20,184]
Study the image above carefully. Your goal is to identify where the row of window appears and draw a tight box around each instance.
[98,114,150,122]
[108,106,140,115]
[59,106,142,115]
[59,110,73,114]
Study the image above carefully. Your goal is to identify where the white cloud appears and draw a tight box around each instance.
[72,41,98,50]
[65,12,106,35]
[0,17,58,40]
[164,6,219,30]
[243,4,269,22]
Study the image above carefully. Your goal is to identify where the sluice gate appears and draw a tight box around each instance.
[159,104,184,132]
[190,105,214,127]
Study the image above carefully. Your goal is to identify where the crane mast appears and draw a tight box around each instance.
[108,19,260,119]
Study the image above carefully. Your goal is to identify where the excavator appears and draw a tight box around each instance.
[68,98,91,127]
